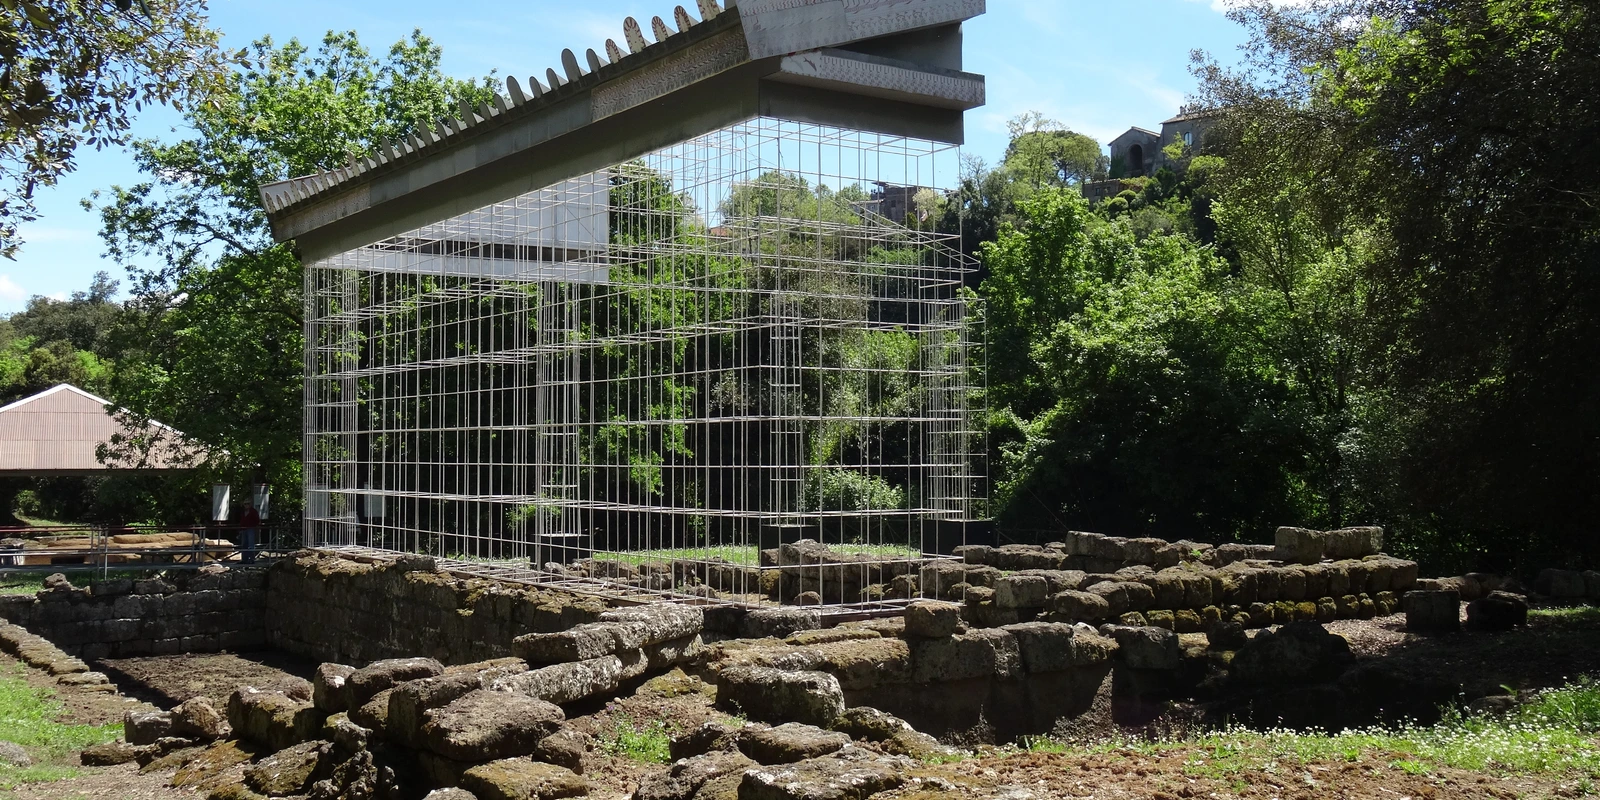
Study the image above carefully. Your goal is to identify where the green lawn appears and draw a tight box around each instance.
[1024,677,1600,781]
[0,664,120,790]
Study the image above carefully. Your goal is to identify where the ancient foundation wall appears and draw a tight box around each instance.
[263,552,608,666]
[0,566,268,659]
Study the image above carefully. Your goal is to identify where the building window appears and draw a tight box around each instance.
[1182,131,1193,147]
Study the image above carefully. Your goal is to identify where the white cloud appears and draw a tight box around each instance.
[0,275,27,305]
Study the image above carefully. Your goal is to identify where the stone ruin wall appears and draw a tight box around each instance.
[264,553,610,666]
[0,566,268,659]
[932,526,1423,632]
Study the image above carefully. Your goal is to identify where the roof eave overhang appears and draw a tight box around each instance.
[259,0,987,262]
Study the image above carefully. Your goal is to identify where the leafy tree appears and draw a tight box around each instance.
[983,189,1310,538]
[1196,0,1600,569]
[1002,112,1107,191]
[88,30,498,518]
[1,0,231,258]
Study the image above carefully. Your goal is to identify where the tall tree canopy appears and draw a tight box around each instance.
[1,0,231,258]
[1190,0,1600,568]
[88,30,497,515]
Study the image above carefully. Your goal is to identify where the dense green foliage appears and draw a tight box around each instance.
[984,0,1599,572]
[80,31,497,522]
[1,0,231,258]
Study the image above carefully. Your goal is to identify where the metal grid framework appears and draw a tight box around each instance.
[303,118,984,606]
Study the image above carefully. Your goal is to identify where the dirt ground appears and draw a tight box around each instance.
[98,651,317,708]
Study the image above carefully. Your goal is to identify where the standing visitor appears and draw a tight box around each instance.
[240,501,261,563]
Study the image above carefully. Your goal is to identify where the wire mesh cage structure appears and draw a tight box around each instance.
[303,117,985,608]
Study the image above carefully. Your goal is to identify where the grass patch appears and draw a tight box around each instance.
[0,664,120,789]
[592,543,925,567]
[0,570,155,597]
[1028,678,1600,781]
[1529,605,1600,628]
[603,715,673,764]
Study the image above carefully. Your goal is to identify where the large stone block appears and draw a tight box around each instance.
[388,671,485,748]
[1535,569,1587,599]
[1000,621,1076,673]
[902,601,960,639]
[1466,591,1528,632]
[1274,527,1326,565]
[740,608,822,639]
[124,710,173,745]
[312,663,355,712]
[513,624,621,664]
[421,689,565,761]
[993,575,1049,609]
[460,758,588,800]
[1403,589,1461,633]
[1050,590,1111,621]
[1229,621,1354,686]
[715,667,845,727]
[739,750,906,800]
[490,652,642,705]
[907,628,1020,683]
[226,688,326,751]
[598,605,703,648]
[347,657,444,706]
[1106,626,1179,671]
[737,723,850,765]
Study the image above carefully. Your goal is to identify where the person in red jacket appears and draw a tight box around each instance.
[240,501,261,563]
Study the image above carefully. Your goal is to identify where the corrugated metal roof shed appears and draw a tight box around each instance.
[0,384,191,475]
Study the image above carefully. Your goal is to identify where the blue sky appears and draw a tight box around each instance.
[0,0,1253,312]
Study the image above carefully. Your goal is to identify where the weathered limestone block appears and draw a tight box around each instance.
[312,663,355,712]
[599,604,703,648]
[514,624,620,664]
[347,688,394,737]
[1087,581,1154,616]
[387,671,484,748]
[737,722,850,764]
[670,720,739,761]
[635,751,753,800]
[1050,590,1111,621]
[1230,621,1354,686]
[460,758,588,800]
[999,621,1076,674]
[902,601,960,639]
[123,709,173,745]
[739,750,906,800]
[993,575,1050,609]
[1274,527,1325,565]
[1466,591,1528,631]
[227,688,326,751]
[1326,527,1383,560]
[741,608,822,639]
[1106,626,1180,671]
[715,667,845,727]
[171,697,230,740]
[243,739,330,797]
[347,657,444,706]
[491,651,642,705]
[1403,589,1461,633]
[908,628,1020,683]
[1535,569,1587,599]
[1278,567,1307,602]
[421,689,565,761]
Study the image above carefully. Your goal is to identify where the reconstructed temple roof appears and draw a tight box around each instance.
[258,0,987,261]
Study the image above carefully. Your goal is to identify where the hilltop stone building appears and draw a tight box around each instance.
[1087,107,1217,201]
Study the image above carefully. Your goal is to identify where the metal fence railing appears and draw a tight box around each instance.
[0,522,300,579]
